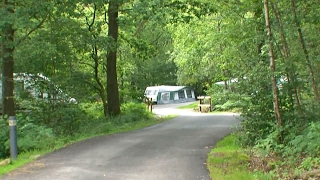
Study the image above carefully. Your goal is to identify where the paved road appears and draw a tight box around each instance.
[1,103,239,180]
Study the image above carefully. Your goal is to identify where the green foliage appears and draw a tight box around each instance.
[0,101,157,160]
[298,157,320,171]
[20,100,86,136]
[2,0,320,176]
[206,84,251,112]
[207,134,270,180]
[117,102,153,123]
[286,122,320,158]
[0,114,55,156]
[250,121,320,178]
[12,115,55,152]
[79,103,105,121]
[254,126,284,155]
[118,14,178,93]
[177,102,198,109]
[0,119,9,158]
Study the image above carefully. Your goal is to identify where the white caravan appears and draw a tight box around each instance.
[0,73,76,107]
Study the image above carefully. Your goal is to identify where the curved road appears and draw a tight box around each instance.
[1,102,239,180]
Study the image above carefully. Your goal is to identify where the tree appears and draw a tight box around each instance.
[85,3,108,117]
[271,1,302,117]
[263,0,282,126]
[106,0,120,116]
[1,0,15,117]
[290,0,320,105]
[1,0,49,117]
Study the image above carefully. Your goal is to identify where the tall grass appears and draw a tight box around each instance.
[207,134,271,180]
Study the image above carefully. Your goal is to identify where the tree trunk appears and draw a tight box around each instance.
[2,0,15,117]
[254,2,264,56]
[263,0,282,126]
[290,0,320,105]
[86,4,109,118]
[93,46,108,118]
[271,1,302,118]
[107,0,120,116]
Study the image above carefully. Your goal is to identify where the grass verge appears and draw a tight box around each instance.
[0,150,50,176]
[177,102,198,109]
[177,101,240,114]
[0,114,177,177]
[207,134,271,180]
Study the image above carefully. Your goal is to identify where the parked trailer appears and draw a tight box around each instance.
[144,85,196,104]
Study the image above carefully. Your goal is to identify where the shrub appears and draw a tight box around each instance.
[0,118,9,158]
[27,102,87,136]
[79,102,105,121]
[117,102,153,123]
[0,114,55,158]
[286,122,320,158]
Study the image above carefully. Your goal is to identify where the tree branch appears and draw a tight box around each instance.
[16,13,49,47]
[79,61,95,69]
[151,33,163,45]
[134,19,149,36]
[86,3,97,31]
[84,80,100,91]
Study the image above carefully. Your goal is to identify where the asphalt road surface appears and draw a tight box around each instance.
[1,102,240,180]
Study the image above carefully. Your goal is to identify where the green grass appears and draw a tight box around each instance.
[177,101,241,114]
[177,102,199,109]
[0,150,50,176]
[207,135,271,180]
[0,114,177,177]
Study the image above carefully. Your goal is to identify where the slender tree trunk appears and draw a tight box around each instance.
[86,4,109,118]
[107,0,120,116]
[263,0,282,126]
[2,0,15,117]
[254,3,264,56]
[93,46,108,118]
[217,20,228,91]
[290,0,320,105]
[272,1,302,117]
[118,50,124,104]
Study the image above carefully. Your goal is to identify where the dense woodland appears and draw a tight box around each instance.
[1,0,320,178]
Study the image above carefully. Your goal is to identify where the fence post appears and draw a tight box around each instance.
[9,116,18,160]
[209,96,212,112]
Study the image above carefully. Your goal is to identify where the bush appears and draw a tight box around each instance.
[206,84,251,112]
[27,102,87,136]
[286,122,320,158]
[0,114,55,158]
[79,102,105,121]
[116,102,153,123]
[0,118,9,158]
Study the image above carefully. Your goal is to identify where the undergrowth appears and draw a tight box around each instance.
[205,81,320,179]
[207,134,271,180]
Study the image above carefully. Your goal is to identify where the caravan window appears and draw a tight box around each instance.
[186,90,192,98]
[178,90,185,99]
[161,92,170,101]
[145,90,157,95]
